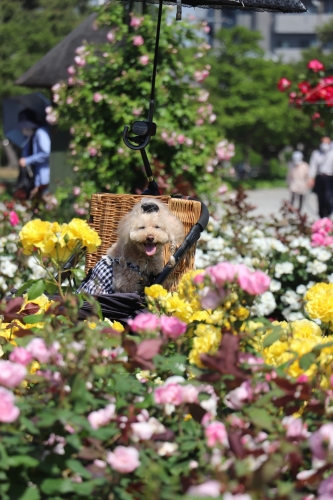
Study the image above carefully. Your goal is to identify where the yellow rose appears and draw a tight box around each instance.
[162,293,193,323]
[19,219,54,255]
[305,283,333,323]
[67,219,101,252]
[104,318,125,332]
[144,284,168,299]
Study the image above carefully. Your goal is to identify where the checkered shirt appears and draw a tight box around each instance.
[76,255,141,295]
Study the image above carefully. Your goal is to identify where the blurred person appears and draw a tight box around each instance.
[18,109,51,202]
[308,136,333,218]
[287,151,309,212]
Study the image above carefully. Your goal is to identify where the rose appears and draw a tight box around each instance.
[67,65,76,75]
[73,187,81,196]
[236,267,270,295]
[106,446,140,473]
[89,147,97,156]
[128,313,160,333]
[74,55,86,67]
[9,347,33,366]
[131,422,155,440]
[9,211,19,226]
[282,416,309,439]
[107,31,115,43]
[160,315,186,340]
[224,381,253,410]
[200,287,225,310]
[205,421,228,447]
[0,360,27,388]
[277,77,292,91]
[187,480,221,498]
[207,262,236,286]
[88,404,116,430]
[308,59,325,72]
[133,35,144,46]
[139,55,149,65]
[0,387,20,423]
[26,338,51,363]
[154,383,183,405]
[309,423,333,461]
[130,16,143,29]
[181,384,199,403]
[93,92,103,103]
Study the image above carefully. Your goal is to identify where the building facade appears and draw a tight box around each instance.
[191,0,333,62]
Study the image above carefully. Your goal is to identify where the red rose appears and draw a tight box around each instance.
[298,81,311,94]
[277,77,292,91]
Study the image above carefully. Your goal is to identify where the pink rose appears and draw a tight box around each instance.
[181,384,199,403]
[9,211,19,226]
[318,474,333,497]
[323,236,333,246]
[205,421,228,447]
[218,185,228,195]
[130,16,143,29]
[224,381,253,410]
[282,416,309,439]
[133,35,144,46]
[193,272,205,285]
[308,59,325,72]
[154,383,183,405]
[128,313,160,333]
[74,55,86,67]
[201,287,225,310]
[177,134,185,144]
[160,315,187,340]
[107,31,115,43]
[312,218,332,234]
[0,387,20,423]
[73,186,81,196]
[207,262,236,286]
[309,423,333,461]
[88,404,116,430]
[67,66,76,75]
[93,92,103,103]
[139,55,149,65]
[89,147,98,157]
[311,232,325,246]
[66,97,73,105]
[26,338,51,363]
[9,347,33,366]
[131,421,154,440]
[0,360,27,388]
[106,446,140,473]
[236,266,270,295]
[187,480,221,498]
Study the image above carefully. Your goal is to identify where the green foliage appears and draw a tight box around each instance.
[0,0,90,101]
[205,27,313,168]
[54,2,223,196]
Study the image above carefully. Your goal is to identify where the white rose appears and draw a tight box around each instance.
[275,262,294,278]
[296,284,307,295]
[296,255,307,264]
[306,260,327,275]
[309,248,331,261]
[270,279,281,292]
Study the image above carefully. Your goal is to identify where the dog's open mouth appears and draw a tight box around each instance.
[145,243,157,256]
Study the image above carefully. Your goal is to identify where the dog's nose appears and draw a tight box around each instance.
[146,236,155,243]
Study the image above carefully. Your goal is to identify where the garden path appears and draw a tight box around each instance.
[245,187,318,221]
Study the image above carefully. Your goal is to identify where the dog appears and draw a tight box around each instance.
[77,198,185,295]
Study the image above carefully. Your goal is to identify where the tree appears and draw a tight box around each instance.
[0,0,91,101]
[51,2,225,196]
[205,27,313,170]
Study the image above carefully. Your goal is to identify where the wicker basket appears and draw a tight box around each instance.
[86,194,202,291]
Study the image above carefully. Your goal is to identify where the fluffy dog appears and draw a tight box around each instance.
[77,198,185,295]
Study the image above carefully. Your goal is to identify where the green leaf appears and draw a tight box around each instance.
[27,280,45,300]
[16,487,40,500]
[71,268,86,281]
[299,352,317,370]
[15,280,37,297]
[7,456,39,468]
[40,479,73,495]
[246,407,275,432]
[22,314,45,325]
[65,459,92,479]
[263,329,281,348]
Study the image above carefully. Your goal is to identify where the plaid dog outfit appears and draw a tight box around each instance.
[77,255,143,295]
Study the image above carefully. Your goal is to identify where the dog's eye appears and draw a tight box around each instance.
[139,226,145,230]
[155,225,160,229]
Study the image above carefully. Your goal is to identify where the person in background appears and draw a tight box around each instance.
[308,136,333,218]
[18,109,51,202]
[287,151,309,212]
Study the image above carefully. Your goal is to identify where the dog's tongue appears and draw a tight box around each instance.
[145,244,157,256]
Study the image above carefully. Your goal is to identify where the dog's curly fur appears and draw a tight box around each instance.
[107,198,185,294]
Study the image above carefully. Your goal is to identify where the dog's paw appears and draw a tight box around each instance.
[168,256,176,267]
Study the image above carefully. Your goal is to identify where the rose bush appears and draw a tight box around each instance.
[50,1,232,198]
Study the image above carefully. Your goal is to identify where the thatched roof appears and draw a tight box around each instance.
[16,13,109,88]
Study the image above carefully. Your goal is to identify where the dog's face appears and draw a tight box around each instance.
[129,213,169,257]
